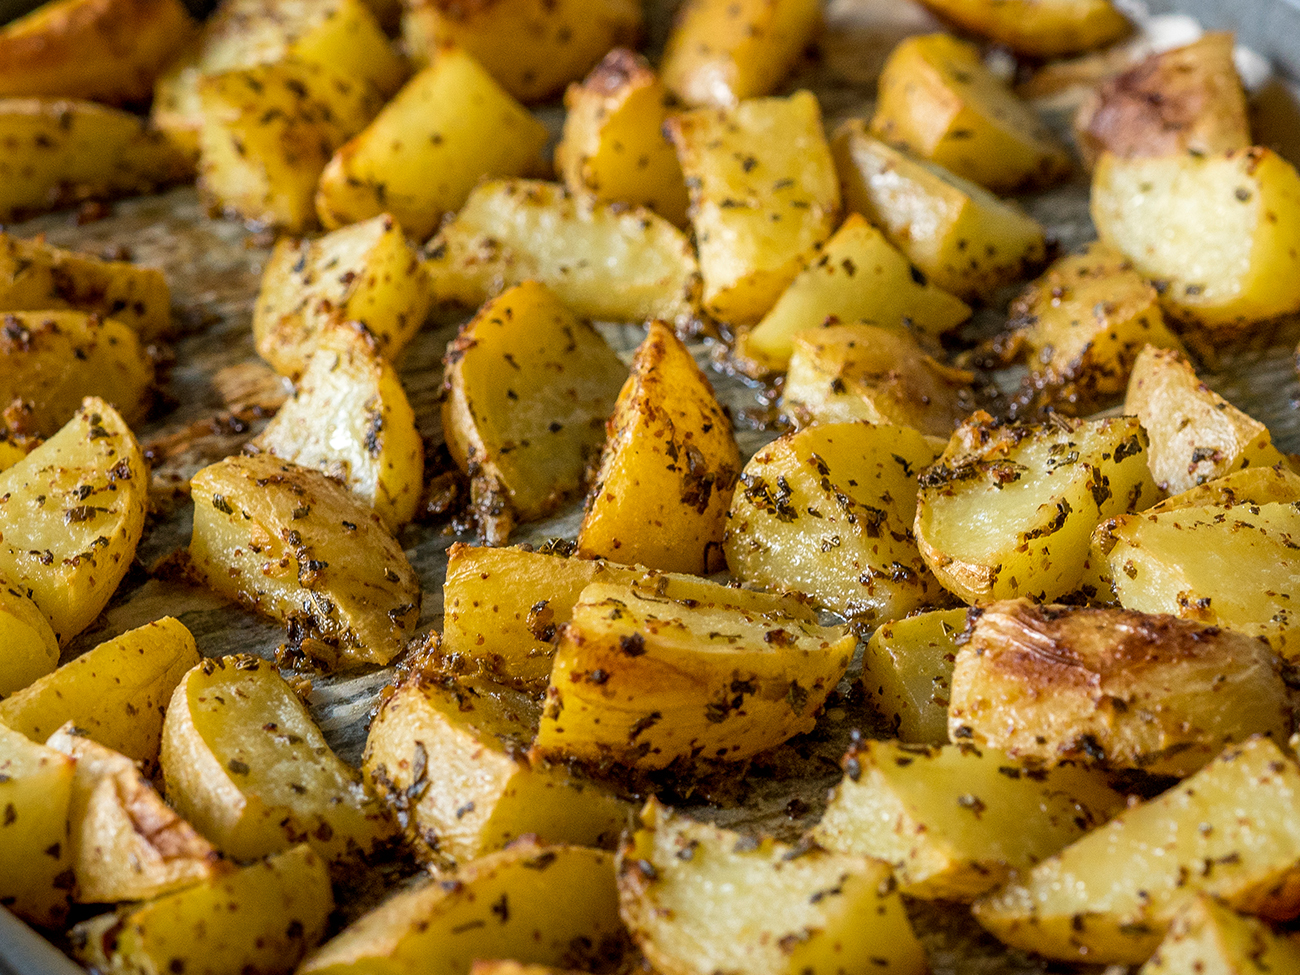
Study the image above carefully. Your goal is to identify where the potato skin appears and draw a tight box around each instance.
[914,0,1129,57]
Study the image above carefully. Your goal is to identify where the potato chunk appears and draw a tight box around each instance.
[0,617,199,763]
[833,121,1047,300]
[531,575,853,770]
[556,48,689,226]
[1147,464,1300,513]
[871,34,1072,193]
[915,412,1157,604]
[425,179,701,328]
[724,421,946,623]
[253,213,431,379]
[364,672,628,868]
[861,608,967,745]
[1092,147,1300,330]
[913,0,1128,57]
[72,844,332,975]
[401,0,641,103]
[316,48,549,240]
[444,281,626,539]
[0,398,146,644]
[1075,33,1250,169]
[0,580,58,698]
[973,736,1300,964]
[46,725,227,904]
[299,841,628,975]
[577,321,739,574]
[0,722,75,927]
[161,655,395,864]
[668,90,840,325]
[187,455,420,668]
[197,61,382,232]
[0,310,152,438]
[0,97,190,222]
[254,323,422,531]
[1141,895,1300,975]
[620,799,927,975]
[814,740,1123,901]
[782,323,974,436]
[1125,346,1287,495]
[0,232,171,340]
[659,0,821,108]
[949,600,1293,775]
[738,215,971,374]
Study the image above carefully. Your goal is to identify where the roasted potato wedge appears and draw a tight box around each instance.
[161,655,395,865]
[364,671,629,868]
[915,412,1157,604]
[253,213,431,379]
[668,90,840,325]
[254,322,423,531]
[443,281,627,539]
[659,0,821,108]
[871,34,1073,193]
[556,48,689,226]
[914,0,1128,57]
[0,721,75,927]
[531,575,853,770]
[187,455,420,668]
[577,320,740,574]
[0,579,58,699]
[1075,33,1250,169]
[860,607,967,745]
[0,397,147,645]
[1146,464,1300,513]
[299,841,628,975]
[316,47,550,240]
[782,323,975,435]
[833,121,1047,301]
[1092,147,1300,331]
[402,0,641,103]
[1141,894,1300,975]
[0,98,190,223]
[620,799,927,975]
[46,725,227,904]
[425,179,701,328]
[0,617,199,764]
[738,214,971,375]
[949,600,1293,775]
[973,735,1300,964]
[724,421,947,623]
[71,844,332,975]
[814,740,1124,901]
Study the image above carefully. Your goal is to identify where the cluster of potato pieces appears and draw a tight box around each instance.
[3,0,1300,972]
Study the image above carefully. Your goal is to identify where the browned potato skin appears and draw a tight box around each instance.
[0,0,197,104]
[949,600,1294,776]
[1075,33,1250,170]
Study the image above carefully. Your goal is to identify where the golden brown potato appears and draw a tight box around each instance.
[254,322,423,531]
[1092,147,1300,331]
[916,0,1128,57]
[1146,464,1300,513]
[620,799,927,975]
[576,320,740,575]
[782,323,975,435]
[1075,33,1250,169]
[0,398,147,645]
[814,740,1123,901]
[0,721,75,927]
[1141,895,1300,975]
[556,48,689,226]
[737,214,971,375]
[443,281,627,541]
[0,578,59,699]
[316,47,550,240]
[363,671,629,868]
[949,600,1293,776]
[0,232,171,340]
[833,120,1047,301]
[724,421,947,623]
[46,725,227,904]
[973,736,1300,964]
[871,34,1073,193]
[860,607,967,745]
[187,454,420,668]
[531,575,853,771]
[668,90,840,325]
[660,0,820,109]
[0,617,199,764]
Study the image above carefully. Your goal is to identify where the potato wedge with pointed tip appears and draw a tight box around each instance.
[0,721,75,927]
[1141,895,1300,975]
[860,607,967,745]
[0,578,58,699]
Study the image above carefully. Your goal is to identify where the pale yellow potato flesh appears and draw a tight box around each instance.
[860,607,967,745]
[0,579,59,699]
[0,721,75,927]
[1140,895,1300,974]
[1145,465,1300,513]
[915,0,1129,57]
